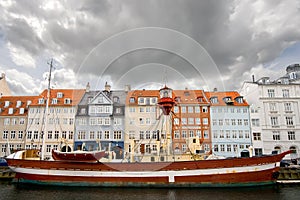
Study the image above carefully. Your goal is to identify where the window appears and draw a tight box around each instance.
[138,97,144,104]
[284,102,292,112]
[213,130,218,138]
[244,119,249,126]
[189,130,194,138]
[227,145,232,152]
[203,118,208,125]
[46,145,51,153]
[212,119,217,126]
[129,97,135,103]
[181,106,186,113]
[195,118,201,125]
[214,145,219,152]
[204,130,209,138]
[225,119,230,125]
[38,98,44,104]
[90,131,95,139]
[267,89,275,98]
[270,117,278,126]
[114,131,122,140]
[282,89,289,98]
[195,106,200,113]
[181,118,187,125]
[238,130,243,138]
[51,98,58,104]
[269,103,277,111]
[18,131,23,139]
[232,130,237,138]
[286,116,294,126]
[220,144,225,152]
[174,130,180,139]
[237,119,242,125]
[196,130,201,137]
[64,98,71,104]
[19,118,25,125]
[188,106,193,113]
[251,119,260,127]
[288,131,295,140]
[188,118,194,125]
[182,130,187,138]
[146,131,151,139]
[173,106,179,113]
[272,131,280,140]
[231,119,236,126]
[202,106,208,113]
[253,132,261,141]
[226,130,230,138]
[219,130,224,138]
[3,131,8,139]
[104,131,110,139]
[210,97,218,103]
[218,119,223,126]
[57,92,63,98]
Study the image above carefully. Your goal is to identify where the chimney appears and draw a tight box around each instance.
[213,87,217,92]
[252,75,255,83]
[125,85,131,92]
[105,82,111,92]
[86,82,90,92]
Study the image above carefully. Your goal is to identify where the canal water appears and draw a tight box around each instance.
[1,181,300,200]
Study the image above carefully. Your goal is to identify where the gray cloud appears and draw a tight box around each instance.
[0,0,300,95]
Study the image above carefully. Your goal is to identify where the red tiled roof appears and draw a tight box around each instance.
[205,91,249,106]
[0,95,39,116]
[31,89,86,106]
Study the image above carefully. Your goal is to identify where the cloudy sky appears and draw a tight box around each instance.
[1,0,300,95]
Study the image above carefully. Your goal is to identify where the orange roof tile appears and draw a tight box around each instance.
[0,95,39,116]
[205,91,249,106]
[31,89,86,106]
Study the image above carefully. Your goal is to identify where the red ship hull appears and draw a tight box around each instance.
[5,151,290,187]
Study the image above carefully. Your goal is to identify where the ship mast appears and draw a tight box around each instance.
[41,59,53,160]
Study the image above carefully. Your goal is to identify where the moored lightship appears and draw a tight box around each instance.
[5,85,292,187]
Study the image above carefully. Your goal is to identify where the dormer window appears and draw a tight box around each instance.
[113,96,119,103]
[129,97,135,103]
[175,97,181,102]
[16,100,22,108]
[38,98,44,104]
[19,108,25,114]
[210,97,218,104]
[138,97,144,104]
[52,98,58,104]
[4,101,9,107]
[64,98,71,104]
[197,97,203,102]
[88,97,93,103]
[223,97,234,104]
[8,108,13,114]
[235,96,244,104]
[27,100,32,106]
[57,92,63,98]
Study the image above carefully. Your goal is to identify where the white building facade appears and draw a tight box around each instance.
[240,64,300,159]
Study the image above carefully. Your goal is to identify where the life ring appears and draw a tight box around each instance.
[36,151,40,157]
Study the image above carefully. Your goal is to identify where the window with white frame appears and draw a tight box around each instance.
[286,116,294,126]
[272,131,280,140]
[284,102,292,112]
[267,89,275,98]
[288,131,295,140]
[282,89,289,98]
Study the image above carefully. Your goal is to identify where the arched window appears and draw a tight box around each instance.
[274,146,281,154]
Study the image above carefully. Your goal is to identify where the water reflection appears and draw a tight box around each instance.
[1,181,300,200]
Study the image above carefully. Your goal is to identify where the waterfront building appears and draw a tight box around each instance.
[0,73,11,96]
[240,64,300,158]
[27,89,85,159]
[0,95,37,157]
[205,91,252,157]
[124,89,160,161]
[172,89,211,154]
[74,83,126,159]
